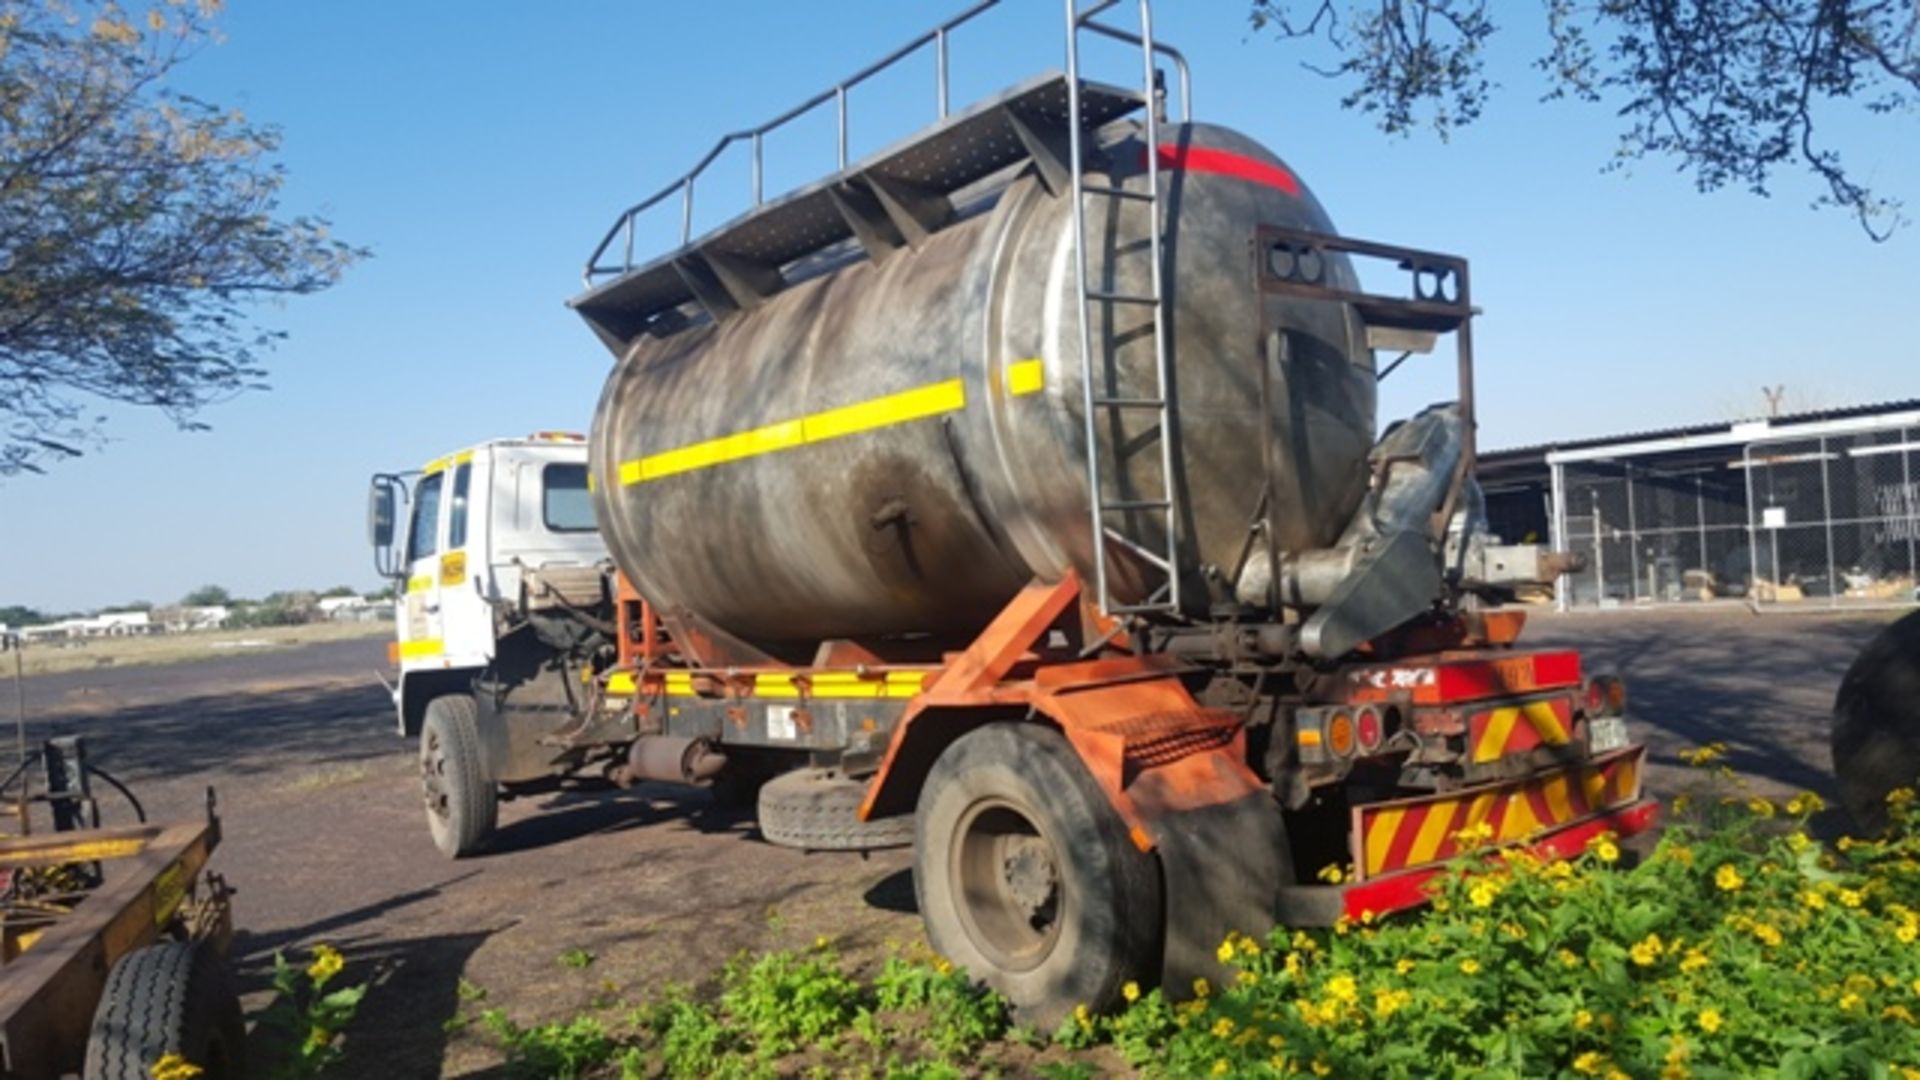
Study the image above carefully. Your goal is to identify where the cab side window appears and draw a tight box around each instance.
[408,472,443,563]
[448,463,472,550]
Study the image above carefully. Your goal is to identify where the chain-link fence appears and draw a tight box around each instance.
[1742,426,1920,609]
[1555,421,1919,611]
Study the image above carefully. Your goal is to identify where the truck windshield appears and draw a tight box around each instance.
[544,464,595,532]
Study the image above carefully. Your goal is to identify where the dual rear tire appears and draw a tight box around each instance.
[913,723,1161,1029]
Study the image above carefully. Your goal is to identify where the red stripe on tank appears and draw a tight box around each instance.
[1143,144,1300,196]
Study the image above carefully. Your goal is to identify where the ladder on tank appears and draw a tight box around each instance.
[1065,0,1182,619]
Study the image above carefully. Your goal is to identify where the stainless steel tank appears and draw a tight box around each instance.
[588,121,1375,659]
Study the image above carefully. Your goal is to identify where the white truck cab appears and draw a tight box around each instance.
[369,434,635,855]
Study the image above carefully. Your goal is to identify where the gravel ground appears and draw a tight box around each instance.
[8,606,1905,1076]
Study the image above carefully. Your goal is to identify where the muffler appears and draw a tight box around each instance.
[614,735,727,787]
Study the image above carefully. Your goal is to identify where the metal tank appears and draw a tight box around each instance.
[587,119,1376,659]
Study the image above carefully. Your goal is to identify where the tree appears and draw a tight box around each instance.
[180,584,231,607]
[0,1,365,474]
[1247,1,1919,239]
[0,604,49,626]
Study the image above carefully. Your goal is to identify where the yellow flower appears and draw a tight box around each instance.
[1122,980,1140,1004]
[1838,888,1864,908]
[1747,797,1776,818]
[1593,838,1621,864]
[1073,1003,1091,1029]
[1803,890,1828,911]
[1889,787,1917,809]
[1211,1017,1236,1038]
[306,944,345,983]
[1459,958,1482,975]
[1714,864,1745,892]
[1679,948,1710,972]
[1897,922,1918,945]
[1327,974,1359,1005]
[149,1054,204,1080]
[1697,1008,1723,1033]
[1574,1050,1607,1075]
[1883,1004,1916,1024]
[1753,924,1783,947]
[1395,958,1416,975]
[1787,792,1827,815]
[1839,991,1865,1011]
[1217,937,1237,965]
[1679,743,1726,766]
[1311,1058,1333,1076]
[1373,988,1410,1020]
[1469,879,1501,908]
[1545,861,1575,880]
[1787,831,1812,852]
[1574,1009,1593,1030]
[1559,949,1581,969]
[1630,933,1665,966]
[1240,935,1263,957]
[303,1025,331,1054]
[1193,977,1211,999]
[1210,1060,1230,1077]
[1317,863,1346,884]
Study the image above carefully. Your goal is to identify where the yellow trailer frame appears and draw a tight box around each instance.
[0,798,228,1078]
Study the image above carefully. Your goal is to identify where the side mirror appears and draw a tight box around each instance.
[369,474,408,579]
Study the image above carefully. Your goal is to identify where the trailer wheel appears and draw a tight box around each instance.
[421,694,496,857]
[84,940,244,1080]
[757,768,913,850]
[914,723,1161,1029]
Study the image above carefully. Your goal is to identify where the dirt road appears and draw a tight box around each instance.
[9,608,1902,1075]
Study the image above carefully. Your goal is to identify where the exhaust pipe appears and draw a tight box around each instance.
[614,735,727,787]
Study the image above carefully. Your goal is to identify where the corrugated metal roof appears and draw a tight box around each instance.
[1480,398,1920,469]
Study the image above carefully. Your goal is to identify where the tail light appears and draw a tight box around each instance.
[1326,711,1357,757]
[1355,705,1384,753]
[1584,676,1627,717]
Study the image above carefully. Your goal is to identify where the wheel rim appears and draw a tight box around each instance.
[421,727,451,827]
[949,797,1064,972]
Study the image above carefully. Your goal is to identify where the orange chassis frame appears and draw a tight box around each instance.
[613,570,1658,979]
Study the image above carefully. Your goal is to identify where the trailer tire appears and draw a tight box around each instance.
[757,768,913,850]
[421,694,497,858]
[84,940,244,1080]
[914,723,1161,1030]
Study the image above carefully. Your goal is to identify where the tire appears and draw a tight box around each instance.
[1833,609,1920,835]
[421,694,497,857]
[913,723,1161,1029]
[757,768,914,851]
[84,941,244,1080]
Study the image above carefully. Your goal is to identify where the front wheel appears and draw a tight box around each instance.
[421,694,497,857]
[913,723,1161,1029]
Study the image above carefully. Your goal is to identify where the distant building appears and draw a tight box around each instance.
[21,610,158,640]
[1478,399,1920,611]
[317,596,392,622]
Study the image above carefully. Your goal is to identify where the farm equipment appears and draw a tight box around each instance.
[369,0,1654,1022]
[1833,609,1920,834]
[0,729,239,1079]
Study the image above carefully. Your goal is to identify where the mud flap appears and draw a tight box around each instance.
[1150,791,1291,996]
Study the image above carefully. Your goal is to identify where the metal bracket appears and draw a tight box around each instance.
[827,182,905,265]
[1003,107,1072,197]
[862,172,954,250]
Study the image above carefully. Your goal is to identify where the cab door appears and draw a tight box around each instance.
[438,452,494,664]
[400,466,448,665]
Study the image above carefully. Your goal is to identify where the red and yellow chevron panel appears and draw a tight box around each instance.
[1351,747,1643,880]
[1468,695,1574,764]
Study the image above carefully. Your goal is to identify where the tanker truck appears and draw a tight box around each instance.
[367,0,1656,1023]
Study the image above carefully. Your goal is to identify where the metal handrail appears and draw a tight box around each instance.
[581,0,1192,285]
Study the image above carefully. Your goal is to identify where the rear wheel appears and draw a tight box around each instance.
[914,723,1161,1029]
[421,694,496,857]
[84,940,244,1080]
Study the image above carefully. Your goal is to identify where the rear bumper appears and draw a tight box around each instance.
[1277,746,1658,926]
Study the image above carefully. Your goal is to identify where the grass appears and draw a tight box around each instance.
[5,620,390,678]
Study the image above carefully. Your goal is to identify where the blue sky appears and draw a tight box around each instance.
[2,1,1915,612]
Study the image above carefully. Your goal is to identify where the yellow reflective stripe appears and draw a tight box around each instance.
[1364,807,1405,877]
[620,378,967,486]
[1406,800,1458,866]
[604,670,636,696]
[1499,792,1541,843]
[1007,358,1045,396]
[406,575,434,595]
[422,449,474,476]
[1524,699,1571,745]
[1474,706,1521,763]
[656,671,928,699]
[399,638,443,660]
[1543,774,1575,824]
